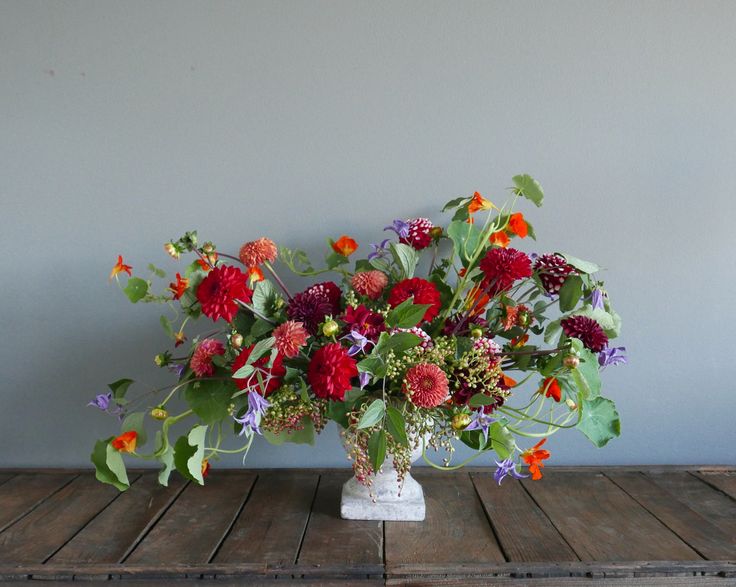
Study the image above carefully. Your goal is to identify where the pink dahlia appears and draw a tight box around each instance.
[561,315,609,352]
[273,320,309,358]
[239,237,278,267]
[196,265,253,322]
[190,339,225,377]
[478,247,532,297]
[307,343,358,401]
[400,218,434,250]
[403,363,449,408]
[387,278,442,322]
[351,270,388,300]
[533,254,577,294]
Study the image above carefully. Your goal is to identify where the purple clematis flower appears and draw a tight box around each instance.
[590,288,605,310]
[358,371,371,389]
[598,346,627,368]
[88,392,112,411]
[464,410,497,444]
[344,330,373,357]
[168,363,186,378]
[234,391,271,436]
[367,239,392,261]
[494,458,529,485]
[384,219,410,239]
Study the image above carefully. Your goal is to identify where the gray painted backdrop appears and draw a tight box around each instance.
[1,0,734,468]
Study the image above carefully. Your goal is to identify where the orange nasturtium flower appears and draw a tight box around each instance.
[111,430,138,453]
[468,191,496,214]
[168,273,189,300]
[332,235,359,256]
[196,252,218,272]
[201,460,211,478]
[508,212,528,238]
[174,330,187,347]
[501,373,517,388]
[247,266,264,284]
[509,333,529,348]
[490,230,510,248]
[465,285,491,317]
[109,255,133,281]
[539,376,562,402]
[522,438,551,480]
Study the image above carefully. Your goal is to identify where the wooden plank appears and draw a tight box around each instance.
[607,472,736,560]
[522,471,699,561]
[124,471,255,565]
[214,471,319,565]
[471,473,578,562]
[387,577,736,586]
[297,474,383,566]
[385,472,504,566]
[0,473,123,563]
[0,473,75,532]
[696,471,736,501]
[49,473,187,564]
[647,471,736,537]
[0,473,14,487]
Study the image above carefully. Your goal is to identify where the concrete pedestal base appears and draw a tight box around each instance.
[340,468,426,521]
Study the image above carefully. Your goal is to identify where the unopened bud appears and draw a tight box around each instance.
[164,242,181,259]
[470,327,483,339]
[322,320,339,337]
[518,311,530,327]
[563,354,580,369]
[565,398,577,411]
[451,413,471,430]
[231,333,243,349]
[429,226,443,239]
[154,353,169,367]
[202,242,215,254]
[151,407,168,420]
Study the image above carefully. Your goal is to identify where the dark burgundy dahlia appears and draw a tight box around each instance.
[533,254,577,295]
[560,315,609,352]
[287,281,342,334]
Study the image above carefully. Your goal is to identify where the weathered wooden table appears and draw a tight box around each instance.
[0,467,734,585]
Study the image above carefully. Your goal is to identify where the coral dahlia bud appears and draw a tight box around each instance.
[239,237,278,267]
[351,270,388,300]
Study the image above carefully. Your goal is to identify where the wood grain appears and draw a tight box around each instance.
[0,473,76,532]
[607,472,736,560]
[49,473,187,564]
[522,471,699,561]
[297,474,383,566]
[0,473,123,563]
[125,471,255,565]
[214,471,319,565]
[471,473,578,562]
[385,472,505,565]
[695,471,736,500]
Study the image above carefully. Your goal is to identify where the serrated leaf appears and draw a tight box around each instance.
[386,406,409,447]
[357,399,385,429]
[559,275,584,312]
[368,429,387,472]
[390,242,419,278]
[512,174,544,207]
[577,396,620,447]
[123,277,148,303]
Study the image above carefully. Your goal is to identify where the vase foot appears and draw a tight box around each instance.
[340,472,425,521]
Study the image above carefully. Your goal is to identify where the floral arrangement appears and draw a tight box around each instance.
[91,175,624,491]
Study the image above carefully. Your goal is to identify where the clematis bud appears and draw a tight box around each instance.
[322,319,339,337]
[563,354,580,369]
[231,333,243,349]
[164,242,181,259]
[452,413,471,430]
[565,398,577,411]
[150,407,168,420]
[470,327,483,339]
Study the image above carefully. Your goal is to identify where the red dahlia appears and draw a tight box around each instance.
[342,304,386,342]
[231,344,286,396]
[533,254,577,294]
[287,281,343,334]
[387,278,442,322]
[560,315,609,352]
[196,265,253,323]
[307,343,358,401]
[400,218,434,250]
[478,247,532,297]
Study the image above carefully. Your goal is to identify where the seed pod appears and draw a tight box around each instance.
[322,320,339,337]
[451,413,471,430]
[563,354,580,369]
[151,407,168,420]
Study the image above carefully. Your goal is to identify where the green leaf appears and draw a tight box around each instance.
[173,425,208,484]
[374,331,421,355]
[121,412,147,447]
[357,356,386,378]
[386,298,431,329]
[232,363,255,379]
[252,280,280,318]
[469,393,494,407]
[357,399,385,429]
[159,315,174,337]
[325,251,349,270]
[90,438,130,491]
[544,320,562,345]
[572,306,616,333]
[577,396,621,447]
[154,431,174,486]
[123,277,149,303]
[250,317,274,339]
[569,339,602,397]
[368,429,387,472]
[512,174,544,207]
[386,406,409,447]
[184,379,234,424]
[263,417,316,445]
[246,337,276,365]
[108,378,134,406]
[389,243,419,278]
[559,275,584,312]
[147,263,166,278]
[490,422,515,460]
[442,196,469,211]
[560,253,600,274]
[447,220,482,263]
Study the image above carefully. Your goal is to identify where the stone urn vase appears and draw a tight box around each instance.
[340,429,427,521]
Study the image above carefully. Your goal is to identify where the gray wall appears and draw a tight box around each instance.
[1,0,734,468]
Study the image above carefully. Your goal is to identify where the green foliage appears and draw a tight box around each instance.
[368,429,387,472]
[184,378,234,424]
[512,174,544,207]
[147,263,166,278]
[123,277,149,303]
[386,298,431,329]
[252,280,281,318]
[559,275,583,312]
[577,396,621,447]
[490,422,515,460]
[91,439,130,491]
[121,412,147,447]
[374,331,421,355]
[108,378,134,406]
[469,393,494,407]
[173,425,207,484]
[389,243,419,278]
[357,399,385,429]
[385,405,409,447]
[447,220,482,264]
[560,253,600,274]
[155,431,174,486]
